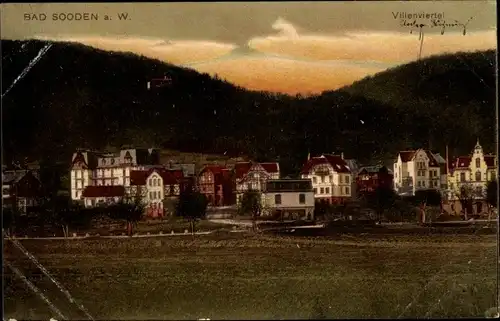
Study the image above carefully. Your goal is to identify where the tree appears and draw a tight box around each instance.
[456,183,475,221]
[108,195,145,236]
[162,198,177,219]
[413,189,442,224]
[175,185,208,236]
[42,195,86,238]
[238,190,262,231]
[2,207,18,236]
[486,180,498,221]
[363,186,399,223]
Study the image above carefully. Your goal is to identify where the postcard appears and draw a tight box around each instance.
[1,1,498,320]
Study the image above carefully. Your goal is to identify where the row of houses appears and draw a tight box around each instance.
[3,140,497,218]
[393,140,497,201]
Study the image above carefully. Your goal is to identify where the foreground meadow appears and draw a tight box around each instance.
[3,232,497,319]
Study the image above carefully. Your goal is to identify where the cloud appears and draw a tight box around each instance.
[35,35,238,65]
[189,57,385,95]
[249,19,497,63]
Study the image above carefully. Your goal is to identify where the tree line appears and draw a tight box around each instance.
[2,185,210,238]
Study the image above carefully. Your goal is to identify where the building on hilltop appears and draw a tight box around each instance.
[300,154,353,204]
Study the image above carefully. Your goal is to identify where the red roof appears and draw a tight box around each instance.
[199,165,232,185]
[454,156,471,169]
[82,186,125,198]
[398,151,416,162]
[260,162,279,174]
[484,155,496,168]
[130,168,184,185]
[234,162,279,179]
[200,165,226,175]
[234,162,252,179]
[301,155,350,174]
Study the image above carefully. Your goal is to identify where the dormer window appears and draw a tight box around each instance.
[102,159,106,165]
[475,158,480,168]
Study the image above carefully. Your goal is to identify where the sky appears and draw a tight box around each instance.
[1,2,497,95]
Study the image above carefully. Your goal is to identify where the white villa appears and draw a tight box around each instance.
[393,149,447,196]
[300,154,353,204]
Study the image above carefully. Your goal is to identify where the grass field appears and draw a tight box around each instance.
[3,232,497,319]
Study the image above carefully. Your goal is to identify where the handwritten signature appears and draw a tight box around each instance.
[400,17,473,35]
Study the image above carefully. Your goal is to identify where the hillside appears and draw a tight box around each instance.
[2,40,496,176]
[339,50,497,157]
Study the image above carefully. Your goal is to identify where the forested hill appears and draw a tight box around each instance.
[2,40,496,176]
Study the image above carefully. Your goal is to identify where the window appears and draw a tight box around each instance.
[345,187,350,195]
[434,181,438,187]
[329,175,333,182]
[475,158,480,168]
[475,171,481,182]
[275,194,282,204]
[299,193,305,204]
[417,181,421,187]
[476,186,483,196]
[321,176,325,183]
[247,183,252,190]
[149,192,153,199]
[320,187,324,194]
[345,176,350,184]
[149,179,153,187]
[312,177,317,184]
[102,159,106,165]
[460,172,466,182]
[491,172,497,181]
[422,181,426,187]
[313,188,317,194]
[339,175,343,183]
[325,187,330,194]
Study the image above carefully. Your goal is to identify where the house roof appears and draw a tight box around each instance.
[358,166,393,175]
[200,165,227,175]
[266,179,313,193]
[398,151,416,162]
[130,168,184,185]
[234,161,279,179]
[199,165,232,184]
[454,156,472,169]
[4,171,43,197]
[3,170,30,185]
[397,149,440,167]
[484,155,496,168]
[301,154,350,174]
[82,186,125,198]
[424,150,439,167]
[450,154,497,171]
